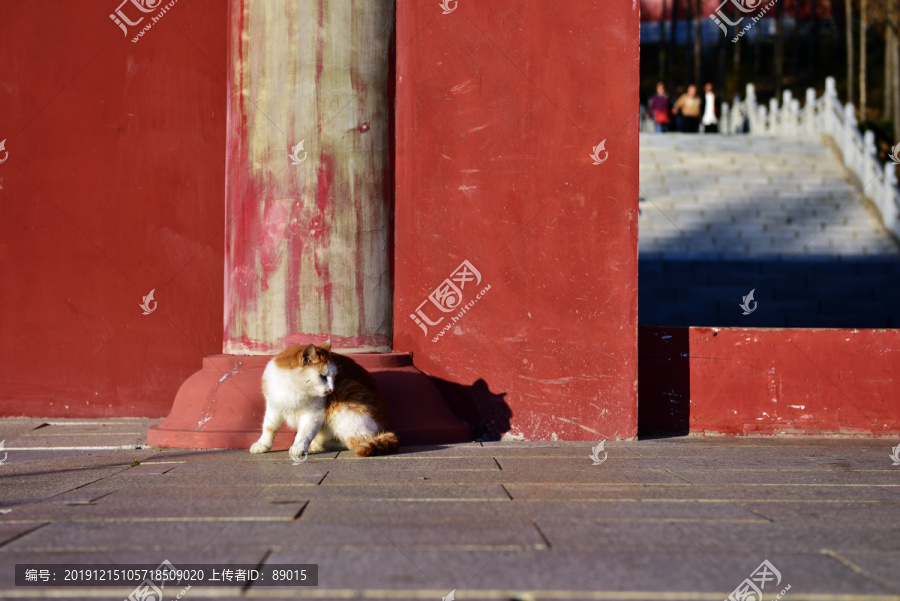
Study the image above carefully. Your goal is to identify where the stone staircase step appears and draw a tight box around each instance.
[638,133,899,328]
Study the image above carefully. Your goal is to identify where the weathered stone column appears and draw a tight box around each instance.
[225,0,393,353]
[148,0,475,450]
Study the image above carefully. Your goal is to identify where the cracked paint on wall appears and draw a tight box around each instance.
[225,0,393,353]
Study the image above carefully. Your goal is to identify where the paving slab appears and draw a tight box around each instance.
[839,551,900,591]
[502,483,900,505]
[0,418,48,441]
[0,451,157,510]
[2,422,900,599]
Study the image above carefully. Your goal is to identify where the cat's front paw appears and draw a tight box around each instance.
[250,442,271,454]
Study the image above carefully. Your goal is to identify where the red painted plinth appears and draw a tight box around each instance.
[147,353,472,449]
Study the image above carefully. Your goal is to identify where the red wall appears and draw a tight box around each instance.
[393,2,641,440]
[0,0,226,417]
[640,327,900,436]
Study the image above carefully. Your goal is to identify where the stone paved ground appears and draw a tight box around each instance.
[1,419,899,600]
[638,134,900,328]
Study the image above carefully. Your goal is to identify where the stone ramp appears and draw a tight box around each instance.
[638,134,900,327]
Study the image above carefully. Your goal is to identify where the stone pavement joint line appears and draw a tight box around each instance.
[1,418,899,599]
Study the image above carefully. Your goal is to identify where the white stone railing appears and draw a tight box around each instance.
[721,77,900,239]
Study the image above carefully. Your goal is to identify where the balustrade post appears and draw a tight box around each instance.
[844,103,857,171]
[746,83,757,132]
[804,88,816,135]
[768,98,779,134]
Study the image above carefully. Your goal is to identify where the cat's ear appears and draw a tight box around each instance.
[301,344,318,366]
[319,341,332,352]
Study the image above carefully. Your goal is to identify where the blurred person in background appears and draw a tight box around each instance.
[648,82,671,133]
[673,84,701,133]
[700,82,719,134]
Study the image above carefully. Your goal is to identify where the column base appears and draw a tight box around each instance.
[147,353,472,449]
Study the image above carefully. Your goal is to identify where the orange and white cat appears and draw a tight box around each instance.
[249,342,398,461]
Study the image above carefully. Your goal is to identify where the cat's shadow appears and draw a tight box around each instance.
[428,377,511,441]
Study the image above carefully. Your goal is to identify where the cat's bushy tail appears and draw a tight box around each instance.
[355,432,399,457]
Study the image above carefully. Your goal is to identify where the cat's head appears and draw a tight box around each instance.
[273,341,336,396]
